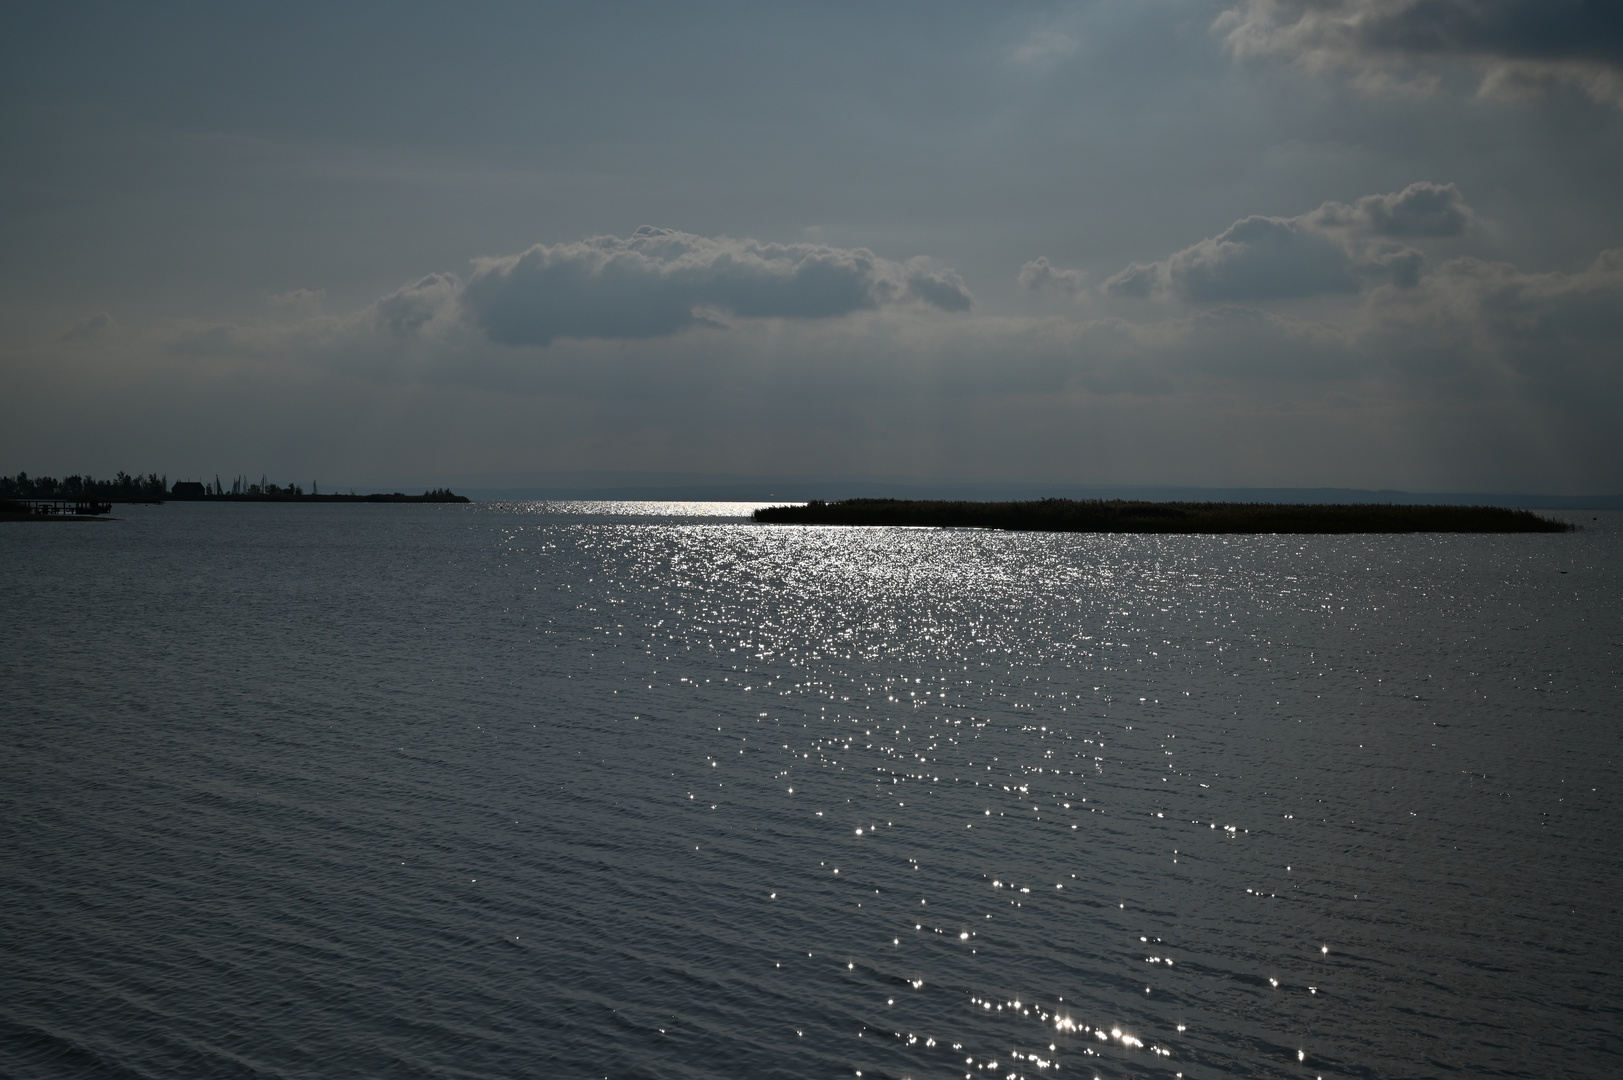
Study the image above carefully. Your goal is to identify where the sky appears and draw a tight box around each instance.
[3,0,1621,493]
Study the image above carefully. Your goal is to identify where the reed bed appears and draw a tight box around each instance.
[752,498,1572,533]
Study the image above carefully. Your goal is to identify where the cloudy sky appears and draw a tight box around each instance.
[4,0,1621,493]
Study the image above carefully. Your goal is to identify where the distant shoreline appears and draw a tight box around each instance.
[1,489,469,520]
[752,498,1575,533]
[166,491,470,504]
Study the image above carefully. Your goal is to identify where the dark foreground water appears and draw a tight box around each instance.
[2,502,1620,1080]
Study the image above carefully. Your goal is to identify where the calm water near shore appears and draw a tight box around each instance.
[2,502,1619,1079]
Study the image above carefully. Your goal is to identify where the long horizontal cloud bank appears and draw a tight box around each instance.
[1368,247,1623,376]
[376,227,972,347]
[1102,182,1472,300]
[1219,0,1623,107]
[135,199,1620,446]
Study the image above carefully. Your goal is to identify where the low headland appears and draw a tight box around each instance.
[167,488,470,504]
[752,498,1574,533]
[2,470,469,518]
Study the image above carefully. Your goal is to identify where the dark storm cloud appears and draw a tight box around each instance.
[1220,0,1623,107]
[1351,1,1623,65]
[1102,183,1467,301]
[431,228,971,348]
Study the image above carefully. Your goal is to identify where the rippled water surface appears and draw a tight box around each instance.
[3,502,1620,1079]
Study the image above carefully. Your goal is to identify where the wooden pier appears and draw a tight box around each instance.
[10,497,113,517]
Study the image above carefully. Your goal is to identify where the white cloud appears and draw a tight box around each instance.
[424,227,974,347]
[34,230,1616,494]
[1309,181,1477,237]
[156,206,1622,412]
[1103,182,1469,301]
[128,219,1619,477]
[375,273,462,337]
[904,262,975,312]
[1018,257,1087,295]
[1364,247,1623,376]
[1217,0,1623,108]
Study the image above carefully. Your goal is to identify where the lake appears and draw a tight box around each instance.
[2,502,1619,1079]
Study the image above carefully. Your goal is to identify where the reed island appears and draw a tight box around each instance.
[752,498,1573,533]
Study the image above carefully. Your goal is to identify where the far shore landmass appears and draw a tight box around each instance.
[161,486,471,504]
[752,498,1575,533]
[2,471,1583,532]
[2,471,469,520]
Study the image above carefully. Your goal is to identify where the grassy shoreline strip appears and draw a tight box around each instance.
[752,498,1573,533]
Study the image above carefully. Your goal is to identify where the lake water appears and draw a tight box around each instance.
[2,502,1620,1079]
